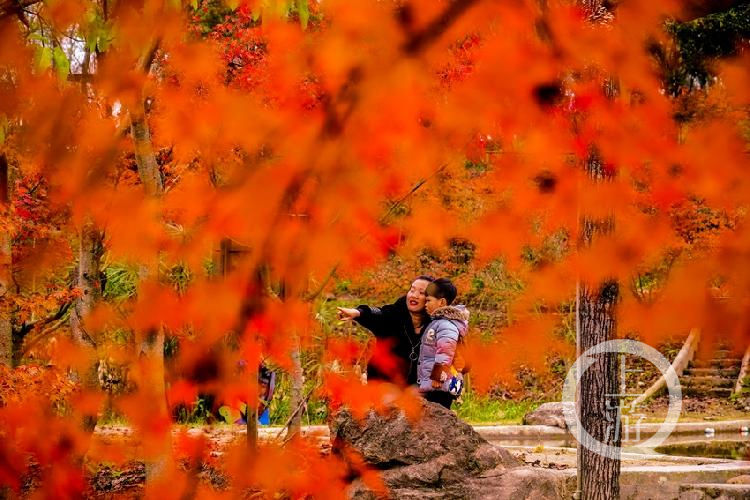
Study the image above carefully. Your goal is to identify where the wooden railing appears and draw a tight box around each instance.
[734,343,750,396]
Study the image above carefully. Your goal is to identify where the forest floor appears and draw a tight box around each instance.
[16,393,750,499]
[25,413,748,498]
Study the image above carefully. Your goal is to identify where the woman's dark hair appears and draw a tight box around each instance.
[414,275,435,282]
[426,278,457,305]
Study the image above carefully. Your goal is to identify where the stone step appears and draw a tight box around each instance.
[690,358,743,369]
[681,376,736,388]
[683,367,740,377]
[713,349,742,360]
[682,386,733,398]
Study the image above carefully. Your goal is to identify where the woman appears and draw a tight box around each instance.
[337,275,433,386]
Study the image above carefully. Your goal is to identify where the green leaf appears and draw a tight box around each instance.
[35,46,52,72]
[218,405,241,424]
[52,46,70,80]
[96,34,109,53]
[95,25,114,53]
[225,0,239,10]
[86,36,96,53]
[190,0,198,8]
[298,0,309,29]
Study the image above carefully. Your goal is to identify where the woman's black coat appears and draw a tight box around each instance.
[355,296,428,386]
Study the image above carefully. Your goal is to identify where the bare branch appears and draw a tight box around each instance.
[14,299,72,341]
[20,316,68,358]
[0,0,42,21]
[402,0,481,55]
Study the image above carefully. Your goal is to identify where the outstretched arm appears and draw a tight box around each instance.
[339,302,399,338]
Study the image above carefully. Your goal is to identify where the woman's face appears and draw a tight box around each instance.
[406,279,430,313]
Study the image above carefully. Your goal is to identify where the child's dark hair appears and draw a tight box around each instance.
[426,278,457,305]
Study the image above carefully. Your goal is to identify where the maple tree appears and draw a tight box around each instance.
[0,0,748,498]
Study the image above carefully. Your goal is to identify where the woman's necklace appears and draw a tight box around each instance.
[406,314,423,361]
[410,313,424,334]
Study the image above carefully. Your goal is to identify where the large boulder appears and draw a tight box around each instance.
[522,402,575,429]
[330,400,574,499]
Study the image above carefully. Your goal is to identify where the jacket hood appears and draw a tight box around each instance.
[431,305,470,337]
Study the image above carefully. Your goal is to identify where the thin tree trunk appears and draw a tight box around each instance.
[130,115,163,197]
[0,154,13,367]
[215,239,263,450]
[70,221,102,350]
[131,91,170,482]
[288,334,304,439]
[0,153,10,500]
[70,219,104,433]
[245,374,259,457]
[67,18,106,435]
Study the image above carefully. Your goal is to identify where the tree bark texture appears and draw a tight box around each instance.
[576,145,621,499]
[130,110,163,198]
[574,2,621,495]
[70,220,103,350]
[289,335,304,439]
[0,154,11,366]
[578,280,621,500]
[131,96,170,482]
[70,219,104,433]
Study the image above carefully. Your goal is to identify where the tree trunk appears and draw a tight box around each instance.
[573,1,621,495]
[575,148,621,500]
[215,239,262,450]
[288,334,304,439]
[246,395,258,451]
[130,113,162,197]
[0,156,10,500]
[0,154,13,367]
[130,97,171,482]
[70,220,102,350]
[576,188,622,499]
[70,219,104,433]
[577,280,621,500]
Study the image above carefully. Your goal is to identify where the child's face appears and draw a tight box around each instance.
[425,295,446,315]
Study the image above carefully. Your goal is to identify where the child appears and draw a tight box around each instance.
[417,278,469,409]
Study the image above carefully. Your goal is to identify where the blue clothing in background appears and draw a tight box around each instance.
[258,408,270,425]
